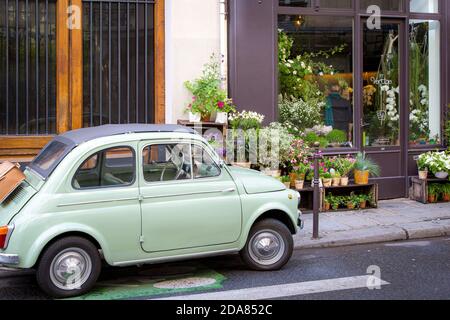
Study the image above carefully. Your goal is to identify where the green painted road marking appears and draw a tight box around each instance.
[66,265,226,300]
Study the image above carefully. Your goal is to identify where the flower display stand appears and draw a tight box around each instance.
[295,183,378,213]
[410,177,449,204]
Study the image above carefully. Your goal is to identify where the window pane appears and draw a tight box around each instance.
[320,0,352,9]
[32,141,68,171]
[279,0,312,7]
[192,145,221,179]
[278,15,354,149]
[363,22,400,147]
[142,144,192,182]
[409,20,441,145]
[0,0,57,135]
[82,1,155,127]
[410,0,438,13]
[360,0,403,11]
[73,147,135,189]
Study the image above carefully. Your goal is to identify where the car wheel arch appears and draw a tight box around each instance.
[253,210,296,235]
[31,230,109,268]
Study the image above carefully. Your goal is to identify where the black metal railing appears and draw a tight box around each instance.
[82,0,155,127]
[0,0,57,135]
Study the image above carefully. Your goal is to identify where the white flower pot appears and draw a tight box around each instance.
[215,112,228,124]
[435,172,448,179]
[188,112,201,123]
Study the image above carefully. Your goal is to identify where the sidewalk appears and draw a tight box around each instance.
[294,199,450,249]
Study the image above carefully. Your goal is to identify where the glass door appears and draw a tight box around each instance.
[361,19,407,198]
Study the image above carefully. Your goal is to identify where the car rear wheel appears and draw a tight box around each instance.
[240,219,294,271]
[36,237,101,298]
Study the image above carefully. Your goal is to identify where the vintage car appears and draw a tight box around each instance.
[0,124,301,298]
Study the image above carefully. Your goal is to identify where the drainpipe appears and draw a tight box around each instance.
[219,0,228,93]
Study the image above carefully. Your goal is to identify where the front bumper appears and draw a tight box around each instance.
[0,253,19,265]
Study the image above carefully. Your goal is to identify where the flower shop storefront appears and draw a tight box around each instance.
[229,0,449,199]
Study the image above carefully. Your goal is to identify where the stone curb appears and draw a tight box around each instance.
[294,219,450,250]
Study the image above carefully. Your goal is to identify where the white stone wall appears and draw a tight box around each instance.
[165,0,221,124]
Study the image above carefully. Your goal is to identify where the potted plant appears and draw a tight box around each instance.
[416,153,429,180]
[335,156,355,186]
[323,197,331,211]
[330,169,341,187]
[442,184,450,202]
[427,184,439,203]
[328,194,341,211]
[353,153,380,185]
[357,194,370,209]
[418,151,450,180]
[294,163,309,190]
[345,193,359,210]
[185,54,236,122]
[281,176,291,189]
[321,172,332,188]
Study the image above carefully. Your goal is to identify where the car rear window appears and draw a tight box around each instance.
[29,139,73,179]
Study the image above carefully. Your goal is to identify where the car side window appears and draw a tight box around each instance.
[192,144,221,179]
[142,143,192,183]
[73,147,135,189]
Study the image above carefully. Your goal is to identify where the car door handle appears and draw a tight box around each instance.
[222,188,236,193]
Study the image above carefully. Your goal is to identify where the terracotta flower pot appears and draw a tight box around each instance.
[359,201,367,209]
[354,170,369,185]
[418,170,428,180]
[428,195,437,203]
[347,203,356,210]
[295,180,305,190]
[332,178,340,187]
[323,178,332,188]
[201,114,211,122]
[332,205,339,211]
[324,202,331,211]
[340,177,349,186]
[289,173,298,188]
[443,193,450,202]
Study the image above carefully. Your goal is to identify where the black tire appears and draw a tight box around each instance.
[36,236,102,298]
[240,218,294,271]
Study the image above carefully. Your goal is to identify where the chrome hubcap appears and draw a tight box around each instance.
[49,248,92,291]
[249,230,285,266]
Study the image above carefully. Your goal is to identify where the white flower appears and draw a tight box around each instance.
[301,62,306,69]
[420,99,428,105]
[293,71,297,75]
[319,72,324,76]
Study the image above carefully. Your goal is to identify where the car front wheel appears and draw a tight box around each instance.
[240,219,294,271]
[36,236,101,298]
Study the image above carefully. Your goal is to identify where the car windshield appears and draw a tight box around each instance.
[29,139,74,179]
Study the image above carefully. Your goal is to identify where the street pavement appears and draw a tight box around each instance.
[296,199,450,249]
[0,237,449,300]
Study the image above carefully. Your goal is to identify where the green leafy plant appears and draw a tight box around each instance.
[228,111,265,131]
[321,172,332,179]
[185,54,235,117]
[335,156,356,177]
[327,193,342,210]
[428,183,440,197]
[354,153,381,177]
[280,176,291,183]
[326,129,347,144]
[278,95,322,135]
[441,184,450,195]
[417,151,450,175]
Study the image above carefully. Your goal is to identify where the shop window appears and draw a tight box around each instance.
[409,20,441,145]
[360,0,403,12]
[278,15,354,149]
[362,22,401,147]
[319,0,352,9]
[410,0,438,13]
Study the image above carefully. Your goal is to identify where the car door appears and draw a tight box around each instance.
[59,144,142,263]
[138,140,242,253]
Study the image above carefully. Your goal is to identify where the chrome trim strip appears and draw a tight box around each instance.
[112,249,239,267]
[142,189,228,200]
[0,254,20,265]
[57,197,139,208]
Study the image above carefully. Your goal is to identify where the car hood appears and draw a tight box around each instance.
[228,166,286,194]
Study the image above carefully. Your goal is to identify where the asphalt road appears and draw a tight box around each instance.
[0,237,449,300]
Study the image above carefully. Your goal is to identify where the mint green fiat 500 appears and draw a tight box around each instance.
[0,124,301,298]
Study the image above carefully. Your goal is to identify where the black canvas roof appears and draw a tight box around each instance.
[60,124,196,145]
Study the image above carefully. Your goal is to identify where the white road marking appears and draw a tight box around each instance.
[385,241,431,247]
[153,275,390,300]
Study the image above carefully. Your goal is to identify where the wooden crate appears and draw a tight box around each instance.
[322,183,379,212]
[410,177,449,204]
[296,186,325,214]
